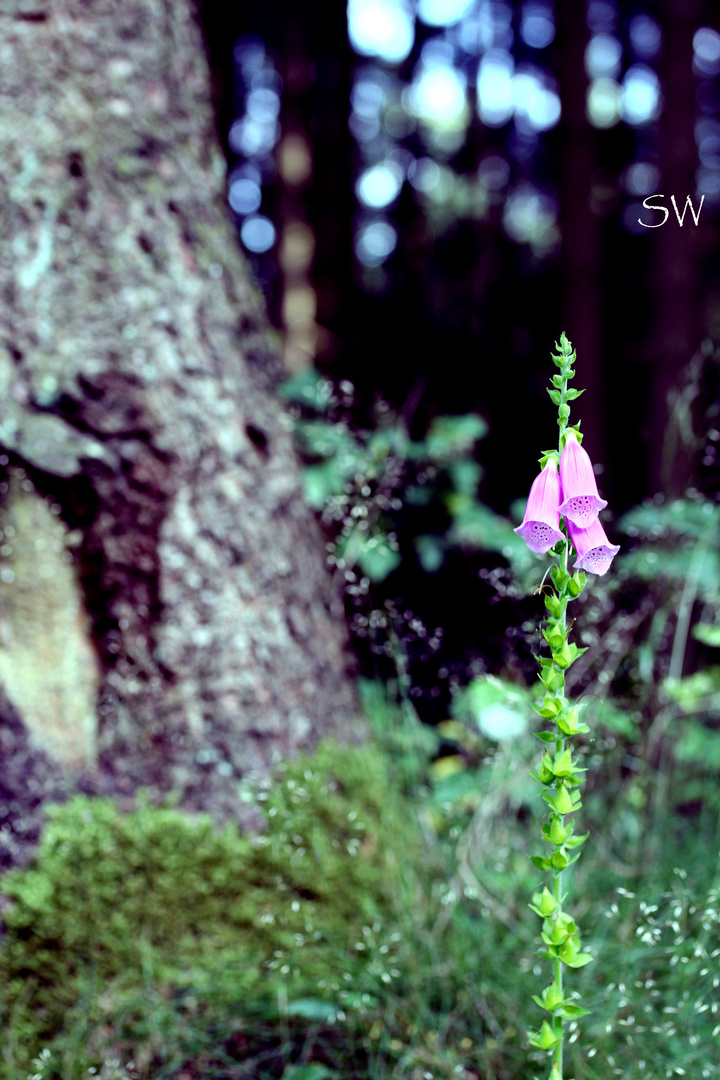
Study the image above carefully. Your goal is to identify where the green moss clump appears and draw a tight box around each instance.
[0,739,414,1076]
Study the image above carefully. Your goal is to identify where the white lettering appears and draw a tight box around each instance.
[638,194,668,228]
[670,193,705,226]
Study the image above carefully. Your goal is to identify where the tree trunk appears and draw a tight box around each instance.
[0,0,358,827]
[556,0,605,469]
[649,0,705,495]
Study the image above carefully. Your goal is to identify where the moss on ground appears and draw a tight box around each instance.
[0,739,418,1078]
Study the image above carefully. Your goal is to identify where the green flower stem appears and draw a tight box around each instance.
[527,335,592,1079]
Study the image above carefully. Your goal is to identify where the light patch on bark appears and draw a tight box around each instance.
[0,470,99,769]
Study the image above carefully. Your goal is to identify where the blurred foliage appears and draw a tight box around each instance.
[9,678,720,1080]
[281,369,534,587]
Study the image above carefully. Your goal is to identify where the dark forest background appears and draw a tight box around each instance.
[191,0,720,724]
[199,0,720,512]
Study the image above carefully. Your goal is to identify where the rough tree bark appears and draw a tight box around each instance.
[0,0,358,832]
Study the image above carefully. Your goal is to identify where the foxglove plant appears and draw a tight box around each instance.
[515,333,619,1080]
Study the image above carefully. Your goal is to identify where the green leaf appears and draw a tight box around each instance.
[693,623,720,647]
[534,731,557,743]
[336,528,402,581]
[537,948,559,962]
[302,463,347,508]
[299,420,363,461]
[561,1004,591,1019]
[280,371,334,411]
[285,998,338,1022]
[547,388,562,405]
[453,675,530,741]
[530,856,552,871]
[356,536,402,582]
[415,534,445,573]
[563,952,594,969]
[675,720,720,769]
[564,832,589,849]
[448,458,482,497]
[425,414,487,459]
[282,1065,337,1080]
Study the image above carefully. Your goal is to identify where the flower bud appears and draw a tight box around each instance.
[542,917,569,946]
[559,708,578,734]
[553,785,574,815]
[547,816,569,845]
[531,886,558,917]
[553,642,573,668]
[541,982,565,1011]
[552,748,573,777]
[528,1020,560,1050]
[559,934,579,964]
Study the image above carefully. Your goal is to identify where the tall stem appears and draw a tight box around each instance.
[550,341,572,1076]
[552,580,567,1076]
[527,334,593,1079]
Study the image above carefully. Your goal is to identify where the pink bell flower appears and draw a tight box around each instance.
[559,431,607,527]
[566,515,620,576]
[514,459,564,554]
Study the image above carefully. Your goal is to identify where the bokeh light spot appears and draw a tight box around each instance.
[246,88,281,123]
[229,178,262,215]
[513,68,561,131]
[624,161,661,196]
[356,161,403,208]
[409,63,468,126]
[520,4,555,49]
[477,49,514,127]
[621,65,661,126]
[586,0,618,35]
[417,0,474,28]
[241,215,276,253]
[694,28,720,78]
[348,0,415,64]
[408,156,441,193]
[629,14,661,60]
[229,117,279,157]
[503,183,558,255]
[354,220,397,266]
[587,78,621,128]
[585,34,622,80]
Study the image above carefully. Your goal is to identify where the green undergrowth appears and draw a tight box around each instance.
[4,697,720,1080]
[0,739,434,1078]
